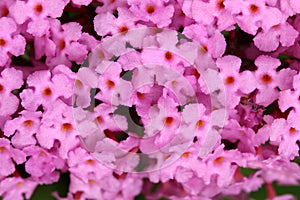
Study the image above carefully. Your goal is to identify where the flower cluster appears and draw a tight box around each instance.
[1,0,300,200]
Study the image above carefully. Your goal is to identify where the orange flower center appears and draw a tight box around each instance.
[119,25,129,34]
[193,69,201,79]
[199,45,208,54]
[289,127,297,134]
[146,4,155,14]
[217,0,225,10]
[214,156,224,164]
[137,92,145,99]
[249,4,259,14]
[99,51,105,59]
[88,179,96,184]
[95,116,103,124]
[75,79,83,88]
[0,84,4,92]
[0,146,6,152]
[0,38,6,46]
[34,3,43,14]
[23,120,33,127]
[61,123,73,132]
[225,76,235,85]
[58,40,66,50]
[86,159,94,165]
[106,80,115,88]
[164,117,174,126]
[16,182,23,187]
[181,151,191,158]
[43,87,52,97]
[39,150,47,156]
[196,120,205,129]
[261,74,272,84]
[1,6,9,17]
[165,51,173,60]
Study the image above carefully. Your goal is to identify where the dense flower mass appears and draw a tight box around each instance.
[1,0,300,199]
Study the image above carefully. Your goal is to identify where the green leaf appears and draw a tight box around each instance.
[235,24,241,31]
[134,193,147,200]
[277,54,290,60]
[292,157,300,166]
[249,184,267,200]
[263,103,274,115]
[158,197,169,200]
[240,167,258,177]
[221,31,229,37]
[273,182,300,198]
[30,172,70,200]
[113,10,118,18]
[150,183,160,193]
[71,62,81,73]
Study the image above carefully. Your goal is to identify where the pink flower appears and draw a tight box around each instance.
[10,0,65,36]
[221,119,256,153]
[169,0,194,30]
[268,111,300,160]
[23,145,65,184]
[182,0,214,26]
[182,0,236,30]
[70,0,92,6]
[94,7,138,36]
[95,0,128,14]
[203,145,243,187]
[34,20,88,67]
[182,103,210,142]
[10,0,65,24]
[128,0,174,27]
[95,61,123,104]
[4,111,42,148]
[216,55,256,109]
[254,22,299,52]
[278,73,300,112]
[183,24,226,58]
[20,65,74,111]
[36,100,79,159]
[0,0,14,18]
[0,177,38,200]
[0,68,23,116]
[0,138,26,177]
[67,147,142,199]
[0,17,26,67]
[225,0,284,35]
[253,55,282,106]
[150,96,181,147]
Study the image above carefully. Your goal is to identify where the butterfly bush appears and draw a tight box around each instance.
[1,0,300,200]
